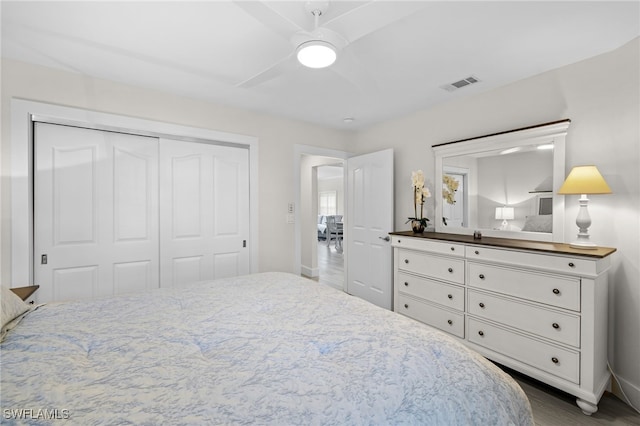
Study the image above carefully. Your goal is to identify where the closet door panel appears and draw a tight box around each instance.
[53,145,98,245]
[171,155,205,238]
[113,146,154,241]
[114,260,153,294]
[35,123,159,302]
[109,133,159,297]
[160,139,250,287]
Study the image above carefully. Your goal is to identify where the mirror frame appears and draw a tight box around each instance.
[433,119,570,242]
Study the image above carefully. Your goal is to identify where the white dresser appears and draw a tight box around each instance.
[391,231,616,415]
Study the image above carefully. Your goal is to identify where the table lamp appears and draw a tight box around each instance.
[558,165,611,249]
[495,206,514,230]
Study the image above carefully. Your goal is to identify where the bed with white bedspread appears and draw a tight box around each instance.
[1,272,533,425]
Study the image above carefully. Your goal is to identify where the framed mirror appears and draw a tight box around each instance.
[433,120,570,242]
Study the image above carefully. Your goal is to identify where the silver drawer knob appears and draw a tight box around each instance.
[450,247,455,251]
[404,303,409,309]
[448,268,453,273]
[447,294,453,299]
[551,357,559,364]
[478,274,485,279]
[553,288,560,295]
[568,262,575,268]
[404,259,409,264]
[552,323,560,329]
[474,250,480,255]
[447,320,453,325]
[478,331,484,336]
[404,282,409,287]
[479,302,485,308]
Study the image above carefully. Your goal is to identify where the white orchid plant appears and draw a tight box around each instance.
[406,170,431,228]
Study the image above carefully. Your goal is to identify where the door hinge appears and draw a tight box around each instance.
[41,254,48,265]
[243,240,247,248]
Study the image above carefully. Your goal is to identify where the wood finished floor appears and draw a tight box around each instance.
[314,240,640,425]
[315,238,345,291]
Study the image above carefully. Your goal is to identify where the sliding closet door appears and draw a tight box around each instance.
[159,138,250,287]
[34,123,159,302]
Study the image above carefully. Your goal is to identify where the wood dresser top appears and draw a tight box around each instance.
[389,231,617,259]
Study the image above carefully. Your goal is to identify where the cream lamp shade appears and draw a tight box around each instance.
[558,165,612,195]
[495,207,514,230]
[495,207,514,220]
[558,165,611,249]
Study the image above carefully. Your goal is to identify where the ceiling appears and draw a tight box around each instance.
[2,1,639,130]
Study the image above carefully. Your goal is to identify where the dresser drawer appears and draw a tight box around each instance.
[466,245,604,277]
[468,262,580,311]
[396,294,464,338]
[468,318,580,384]
[398,272,464,311]
[398,249,465,284]
[467,290,580,347]
[393,237,465,257]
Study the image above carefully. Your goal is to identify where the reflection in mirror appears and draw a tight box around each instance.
[434,120,570,242]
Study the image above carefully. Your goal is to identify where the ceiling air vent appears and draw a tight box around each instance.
[441,76,481,92]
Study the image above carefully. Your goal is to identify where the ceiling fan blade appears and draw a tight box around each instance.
[323,1,429,44]
[330,48,378,93]
[233,1,303,41]
[236,52,296,88]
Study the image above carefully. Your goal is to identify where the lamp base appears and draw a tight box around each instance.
[569,241,598,250]
[569,195,598,249]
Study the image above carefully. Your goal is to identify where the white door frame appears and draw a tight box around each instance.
[10,99,259,287]
[293,144,349,285]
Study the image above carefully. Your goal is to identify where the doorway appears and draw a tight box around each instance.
[316,165,344,290]
[293,145,349,291]
[294,145,395,310]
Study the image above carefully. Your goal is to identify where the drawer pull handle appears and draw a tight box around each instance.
[479,302,485,308]
[479,274,485,279]
[448,268,453,273]
[447,319,453,325]
[552,323,560,329]
[478,331,484,337]
[474,250,480,255]
[552,288,560,295]
[404,259,409,264]
[447,294,453,299]
[404,282,409,287]
[551,357,559,364]
[404,303,409,309]
[568,262,575,268]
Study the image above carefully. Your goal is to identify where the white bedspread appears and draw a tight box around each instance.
[1,272,533,425]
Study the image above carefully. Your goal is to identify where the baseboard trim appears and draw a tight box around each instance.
[611,369,640,412]
[301,265,319,278]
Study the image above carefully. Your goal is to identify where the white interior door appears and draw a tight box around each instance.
[159,138,250,287]
[346,149,394,309]
[34,123,159,302]
[443,171,467,227]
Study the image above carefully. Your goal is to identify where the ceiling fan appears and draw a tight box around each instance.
[234,0,428,88]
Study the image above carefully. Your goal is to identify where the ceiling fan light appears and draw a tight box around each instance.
[296,40,336,68]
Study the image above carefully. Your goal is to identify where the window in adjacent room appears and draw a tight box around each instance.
[319,191,337,216]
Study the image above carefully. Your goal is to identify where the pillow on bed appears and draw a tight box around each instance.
[1,286,32,341]
[521,215,553,233]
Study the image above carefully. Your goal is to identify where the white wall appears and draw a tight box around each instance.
[353,38,640,408]
[0,59,352,282]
